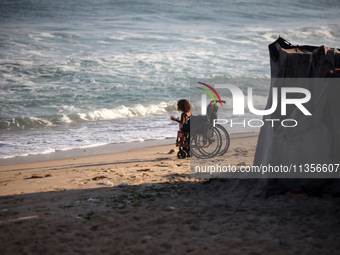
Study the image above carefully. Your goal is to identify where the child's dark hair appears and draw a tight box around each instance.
[177,99,191,112]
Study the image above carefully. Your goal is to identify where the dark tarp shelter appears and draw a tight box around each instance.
[254,37,340,195]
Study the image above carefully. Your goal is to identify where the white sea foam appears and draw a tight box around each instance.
[260,25,340,46]
[85,101,177,121]
[60,115,72,124]
[40,32,55,38]
[29,117,53,127]
[211,37,259,46]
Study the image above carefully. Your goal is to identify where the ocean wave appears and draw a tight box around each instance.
[0,101,178,130]
[84,101,177,121]
[260,24,340,46]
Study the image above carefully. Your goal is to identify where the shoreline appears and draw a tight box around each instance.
[0,131,258,166]
[0,138,175,166]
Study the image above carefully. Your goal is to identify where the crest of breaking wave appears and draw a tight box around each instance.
[0,101,178,130]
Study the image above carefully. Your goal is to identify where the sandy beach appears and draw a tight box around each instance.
[1,132,339,254]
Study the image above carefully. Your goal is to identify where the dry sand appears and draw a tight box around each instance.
[0,132,339,254]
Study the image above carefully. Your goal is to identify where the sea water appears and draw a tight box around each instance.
[1,0,340,159]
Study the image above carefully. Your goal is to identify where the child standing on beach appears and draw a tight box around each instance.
[170,99,191,135]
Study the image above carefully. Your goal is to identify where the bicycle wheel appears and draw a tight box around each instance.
[190,125,222,159]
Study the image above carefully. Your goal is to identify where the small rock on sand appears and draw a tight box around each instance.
[31,174,44,178]
[92,176,108,181]
[98,180,114,187]
[136,169,150,172]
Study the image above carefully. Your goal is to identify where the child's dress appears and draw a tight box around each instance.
[178,113,190,138]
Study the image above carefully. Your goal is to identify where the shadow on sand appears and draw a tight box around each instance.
[1,177,340,254]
